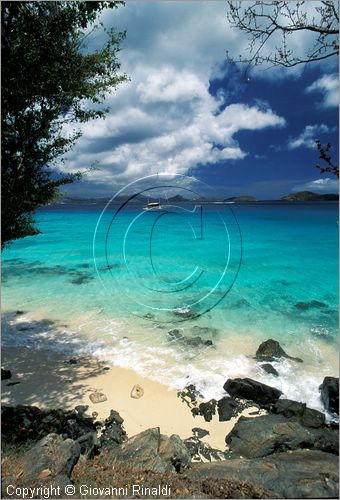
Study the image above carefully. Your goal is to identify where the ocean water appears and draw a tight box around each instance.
[2,202,339,414]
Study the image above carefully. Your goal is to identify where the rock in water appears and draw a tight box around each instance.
[255,339,303,362]
[89,392,107,404]
[1,368,11,380]
[130,384,144,399]
[319,376,339,415]
[256,339,287,360]
[224,377,282,405]
[173,306,197,319]
[260,363,279,377]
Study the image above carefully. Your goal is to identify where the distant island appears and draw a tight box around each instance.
[280,191,339,202]
[224,195,257,202]
[54,191,338,206]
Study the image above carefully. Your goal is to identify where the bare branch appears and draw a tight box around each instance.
[226,0,339,69]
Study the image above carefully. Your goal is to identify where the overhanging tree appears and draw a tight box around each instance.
[226,1,339,178]
[226,0,339,70]
[2,1,128,247]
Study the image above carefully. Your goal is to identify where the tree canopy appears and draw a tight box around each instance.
[226,1,339,71]
[2,1,127,247]
[226,1,339,178]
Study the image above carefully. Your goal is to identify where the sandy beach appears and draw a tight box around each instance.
[1,346,259,452]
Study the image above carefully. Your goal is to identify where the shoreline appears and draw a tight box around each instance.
[2,307,338,417]
[1,345,260,451]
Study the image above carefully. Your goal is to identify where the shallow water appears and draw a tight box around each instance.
[2,202,338,413]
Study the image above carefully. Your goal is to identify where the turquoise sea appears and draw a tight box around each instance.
[2,201,339,413]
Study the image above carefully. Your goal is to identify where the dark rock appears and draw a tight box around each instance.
[269,399,326,428]
[168,330,214,348]
[302,407,327,428]
[295,301,310,310]
[186,336,213,347]
[168,329,184,340]
[1,405,98,444]
[295,300,328,310]
[186,450,339,498]
[178,384,202,408]
[319,376,339,415]
[224,377,282,405]
[229,298,251,309]
[68,358,78,364]
[310,300,328,308]
[75,405,89,417]
[76,431,99,457]
[225,414,338,458]
[261,363,279,377]
[217,396,240,421]
[198,400,217,422]
[107,427,191,473]
[183,435,227,463]
[1,368,11,380]
[5,433,80,487]
[143,312,155,320]
[192,427,209,439]
[99,410,127,450]
[255,339,303,363]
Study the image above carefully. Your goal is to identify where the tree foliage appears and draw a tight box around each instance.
[226,1,339,71]
[2,1,127,247]
[315,140,339,177]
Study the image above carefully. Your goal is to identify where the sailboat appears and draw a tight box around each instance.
[142,198,164,210]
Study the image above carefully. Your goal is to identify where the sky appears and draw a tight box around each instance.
[59,1,339,200]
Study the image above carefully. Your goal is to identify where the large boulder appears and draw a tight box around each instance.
[224,378,282,405]
[319,377,339,415]
[217,396,241,421]
[269,399,326,428]
[2,434,80,496]
[225,414,338,458]
[186,450,339,498]
[106,427,191,473]
[255,339,303,363]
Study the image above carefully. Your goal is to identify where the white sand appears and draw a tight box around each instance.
[1,346,258,451]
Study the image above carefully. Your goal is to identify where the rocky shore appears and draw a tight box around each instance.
[1,339,339,499]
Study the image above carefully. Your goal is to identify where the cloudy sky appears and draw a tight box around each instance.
[60,1,339,199]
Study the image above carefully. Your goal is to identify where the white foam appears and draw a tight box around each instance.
[2,313,337,419]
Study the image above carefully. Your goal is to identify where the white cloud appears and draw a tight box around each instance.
[60,79,285,185]
[287,124,333,150]
[306,74,339,108]
[59,1,254,189]
[293,177,339,193]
